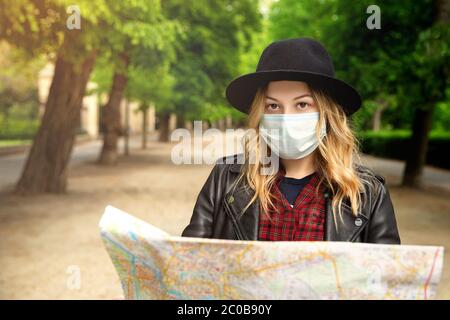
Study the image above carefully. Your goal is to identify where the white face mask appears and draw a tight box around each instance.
[259,112,326,159]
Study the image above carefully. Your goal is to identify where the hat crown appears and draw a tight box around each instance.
[256,38,335,77]
[225,37,362,116]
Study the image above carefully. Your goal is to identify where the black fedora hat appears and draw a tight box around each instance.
[225,37,362,116]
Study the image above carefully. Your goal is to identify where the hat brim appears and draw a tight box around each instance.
[225,70,362,116]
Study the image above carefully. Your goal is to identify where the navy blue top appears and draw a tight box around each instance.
[279,172,316,206]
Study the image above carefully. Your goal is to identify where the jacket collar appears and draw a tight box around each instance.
[224,160,369,241]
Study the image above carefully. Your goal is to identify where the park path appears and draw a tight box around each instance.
[361,154,450,195]
[0,135,147,192]
[1,132,449,194]
[0,131,449,299]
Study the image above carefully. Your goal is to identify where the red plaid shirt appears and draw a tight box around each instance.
[258,171,326,241]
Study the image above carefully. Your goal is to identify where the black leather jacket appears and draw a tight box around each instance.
[181,154,401,244]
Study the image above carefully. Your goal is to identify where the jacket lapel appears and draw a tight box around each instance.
[224,184,260,240]
[223,163,260,240]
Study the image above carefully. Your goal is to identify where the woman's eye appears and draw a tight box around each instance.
[266,103,279,110]
[297,102,310,109]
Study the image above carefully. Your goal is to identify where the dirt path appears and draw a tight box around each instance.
[0,139,449,299]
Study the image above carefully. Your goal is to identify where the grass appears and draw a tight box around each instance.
[0,139,31,147]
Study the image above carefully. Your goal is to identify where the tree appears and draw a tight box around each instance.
[402,0,449,186]
[17,32,97,193]
[0,0,178,192]
[268,0,449,186]
[125,61,175,149]
[160,0,262,140]
[96,0,180,164]
[98,51,130,164]
[1,0,102,194]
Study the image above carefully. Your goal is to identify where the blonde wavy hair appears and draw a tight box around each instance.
[230,83,376,229]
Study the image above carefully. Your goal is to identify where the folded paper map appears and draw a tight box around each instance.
[99,205,444,300]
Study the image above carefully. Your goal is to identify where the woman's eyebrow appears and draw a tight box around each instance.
[266,94,312,101]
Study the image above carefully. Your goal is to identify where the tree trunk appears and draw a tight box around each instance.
[15,39,96,194]
[124,99,130,156]
[372,99,387,131]
[142,106,148,149]
[218,118,226,131]
[225,115,233,129]
[158,112,170,142]
[176,113,185,129]
[402,105,435,187]
[184,120,193,131]
[98,52,129,165]
[401,0,448,187]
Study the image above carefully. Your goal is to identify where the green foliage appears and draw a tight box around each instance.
[433,90,450,131]
[0,41,42,140]
[126,62,175,109]
[268,0,449,132]
[3,0,446,133]
[161,0,262,122]
[0,116,40,140]
[0,139,31,147]
[90,0,181,117]
[0,0,65,55]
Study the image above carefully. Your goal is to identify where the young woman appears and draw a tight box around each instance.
[181,37,401,244]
